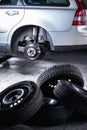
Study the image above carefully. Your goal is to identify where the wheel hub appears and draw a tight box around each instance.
[24,43,41,60]
[27,47,37,57]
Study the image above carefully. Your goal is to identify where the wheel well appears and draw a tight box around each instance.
[11,25,54,53]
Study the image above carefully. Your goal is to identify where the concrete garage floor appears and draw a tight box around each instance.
[1,49,87,130]
[0,50,87,91]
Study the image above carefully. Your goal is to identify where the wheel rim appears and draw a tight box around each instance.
[44,97,60,106]
[42,79,71,89]
[2,89,24,105]
[1,85,32,109]
[41,79,72,99]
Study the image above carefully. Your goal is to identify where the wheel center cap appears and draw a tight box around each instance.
[27,48,36,57]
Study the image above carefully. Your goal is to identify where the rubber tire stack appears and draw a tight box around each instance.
[29,64,84,125]
[0,64,85,126]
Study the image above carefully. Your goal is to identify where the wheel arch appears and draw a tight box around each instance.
[10,25,54,53]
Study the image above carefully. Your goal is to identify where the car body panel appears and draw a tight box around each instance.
[23,6,77,31]
[0,0,24,52]
[0,0,87,55]
[7,0,77,52]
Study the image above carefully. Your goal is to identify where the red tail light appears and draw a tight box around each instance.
[72,0,86,25]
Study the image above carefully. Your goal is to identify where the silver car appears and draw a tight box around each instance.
[0,0,87,60]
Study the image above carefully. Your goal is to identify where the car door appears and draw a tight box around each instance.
[0,0,24,44]
[24,0,77,31]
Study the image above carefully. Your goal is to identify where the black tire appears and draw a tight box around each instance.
[0,81,44,126]
[53,80,87,116]
[37,64,84,99]
[0,55,12,63]
[26,97,73,126]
